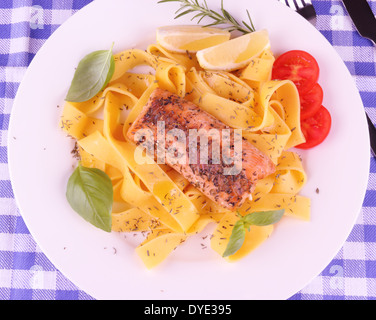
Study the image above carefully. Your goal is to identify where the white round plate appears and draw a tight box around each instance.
[8,0,370,300]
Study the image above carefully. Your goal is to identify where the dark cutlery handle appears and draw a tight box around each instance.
[366,112,376,156]
[297,4,317,20]
[341,0,376,45]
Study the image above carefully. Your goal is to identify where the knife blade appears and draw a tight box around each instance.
[341,0,376,155]
[341,0,376,45]
[366,113,376,156]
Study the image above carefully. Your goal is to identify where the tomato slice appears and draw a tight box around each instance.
[299,83,323,120]
[272,50,320,94]
[296,106,332,149]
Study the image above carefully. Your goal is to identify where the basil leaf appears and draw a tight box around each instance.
[222,220,246,258]
[65,44,115,102]
[66,163,113,232]
[222,209,284,258]
[243,209,285,227]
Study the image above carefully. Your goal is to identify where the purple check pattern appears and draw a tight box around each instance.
[0,0,375,300]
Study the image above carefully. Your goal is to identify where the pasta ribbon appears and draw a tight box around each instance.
[112,207,164,233]
[239,193,311,221]
[197,93,262,129]
[112,49,158,82]
[210,211,274,261]
[240,48,275,83]
[262,80,306,149]
[155,61,186,97]
[136,230,187,269]
[60,102,103,139]
[243,107,291,163]
[271,151,307,194]
[147,43,200,70]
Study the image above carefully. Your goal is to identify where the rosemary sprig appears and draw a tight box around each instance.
[158,0,255,34]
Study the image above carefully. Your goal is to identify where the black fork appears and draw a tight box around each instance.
[280,0,317,20]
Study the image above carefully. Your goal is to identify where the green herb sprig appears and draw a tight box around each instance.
[158,0,255,34]
[66,162,113,232]
[65,43,115,103]
[222,209,285,257]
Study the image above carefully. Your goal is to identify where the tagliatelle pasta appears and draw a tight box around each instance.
[60,28,311,269]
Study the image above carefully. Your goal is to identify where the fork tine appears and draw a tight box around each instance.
[280,0,316,20]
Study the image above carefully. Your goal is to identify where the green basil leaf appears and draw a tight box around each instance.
[65,44,115,103]
[222,220,246,258]
[243,209,285,227]
[221,209,285,258]
[66,163,113,232]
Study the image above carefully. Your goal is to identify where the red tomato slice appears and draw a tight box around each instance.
[299,83,323,120]
[272,50,320,94]
[296,105,332,149]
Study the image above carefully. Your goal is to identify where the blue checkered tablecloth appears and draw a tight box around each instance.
[0,0,375,300]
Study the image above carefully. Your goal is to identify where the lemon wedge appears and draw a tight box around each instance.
[196,29,270,71]
[156,25,231,53]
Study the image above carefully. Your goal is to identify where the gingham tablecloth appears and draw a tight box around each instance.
[0,0,375,300]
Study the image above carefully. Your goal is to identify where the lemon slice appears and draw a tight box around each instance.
[156,25,231,53]
[196,29,270,71]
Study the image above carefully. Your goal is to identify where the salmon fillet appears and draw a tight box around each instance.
[127,88,275,210]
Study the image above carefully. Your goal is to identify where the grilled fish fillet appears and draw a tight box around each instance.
[127,88,275,210]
